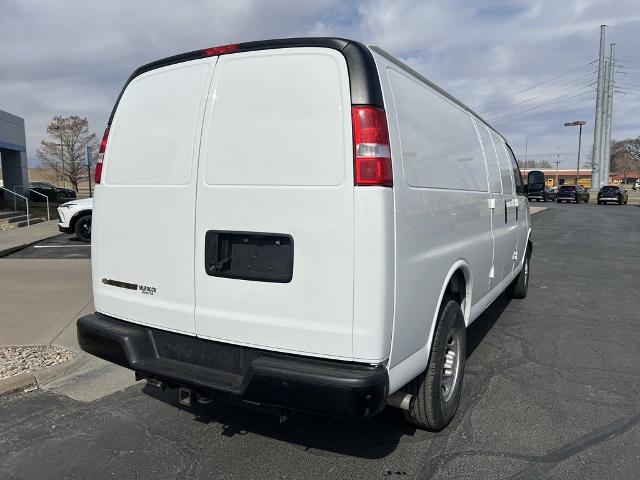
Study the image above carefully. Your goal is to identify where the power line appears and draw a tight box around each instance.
[616,58,640,65]
[472,59,597,110]
[493,95,594,127]
[489,85,596,123]
[480,69,597,115]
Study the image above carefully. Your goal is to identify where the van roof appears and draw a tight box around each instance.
[107,37,508,146]
[108,37,383,124]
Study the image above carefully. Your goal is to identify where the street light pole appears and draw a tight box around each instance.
[565,121,587,186]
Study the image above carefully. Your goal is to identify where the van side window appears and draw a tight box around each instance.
[475,122,502,194]
[388,69,487,192]
[492,134,514,195]
[506,145,524,196]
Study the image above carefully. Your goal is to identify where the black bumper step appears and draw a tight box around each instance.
[77,313,388,418]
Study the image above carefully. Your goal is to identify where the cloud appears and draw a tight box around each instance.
[1,0,638,167]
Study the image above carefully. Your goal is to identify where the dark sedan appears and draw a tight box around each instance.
[598,185,628,205]
[557,185,590,203]
[29,182,76,203]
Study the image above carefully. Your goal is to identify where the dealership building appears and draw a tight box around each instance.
[0,109,29,192]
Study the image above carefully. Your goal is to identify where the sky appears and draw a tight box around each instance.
[1,0,639,168]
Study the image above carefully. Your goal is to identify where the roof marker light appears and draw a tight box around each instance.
[202,44,239,57]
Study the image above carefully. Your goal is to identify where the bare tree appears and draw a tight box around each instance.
[526,159,553,168]
[36,116,97,192]
[611,137,640,184]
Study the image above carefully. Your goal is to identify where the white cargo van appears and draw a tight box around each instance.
[78,38,531,430]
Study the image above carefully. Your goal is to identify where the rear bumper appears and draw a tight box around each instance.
[77,313,389,418]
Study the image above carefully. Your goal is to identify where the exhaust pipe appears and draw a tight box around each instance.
[387,391,412,411]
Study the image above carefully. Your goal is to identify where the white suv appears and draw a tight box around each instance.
[57,197,93,242]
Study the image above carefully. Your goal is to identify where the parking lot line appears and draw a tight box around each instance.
[33,245,91,248]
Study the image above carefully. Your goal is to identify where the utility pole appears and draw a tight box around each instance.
[554,155,561,187]
[602,43,616,186]
[524,136,528,170]
[591,25,607,190]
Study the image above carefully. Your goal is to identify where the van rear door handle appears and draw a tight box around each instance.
[504,200,507,224]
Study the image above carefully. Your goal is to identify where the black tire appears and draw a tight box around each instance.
[618,197,623,205]
[404,299,466,431]
[74,214,92,243]
[624,199,628,205]
[598,201,602,205]
[508,251,530,299]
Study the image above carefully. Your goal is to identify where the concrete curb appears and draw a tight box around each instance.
[0,371,37,395]
[0,350,88,396]
[0,232,60,258]
[529,206,548,215]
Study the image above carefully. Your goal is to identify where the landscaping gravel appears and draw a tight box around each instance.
[0,345,75,379]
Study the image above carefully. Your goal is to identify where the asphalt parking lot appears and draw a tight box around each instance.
[7,232,91,259]
[1,201,639,480]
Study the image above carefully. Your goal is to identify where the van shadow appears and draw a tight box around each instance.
[141,295,512,460]
[466,293,512,358]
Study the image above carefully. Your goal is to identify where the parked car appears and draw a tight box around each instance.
[57,197,92,242]
[29,181,76,202]
[557,185,590,203]
[527,185,556,202]
[77,38,532,431]
[598,185,628,205]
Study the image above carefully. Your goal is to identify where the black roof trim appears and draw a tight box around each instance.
[107,37,383,124]
[369,46,507,142]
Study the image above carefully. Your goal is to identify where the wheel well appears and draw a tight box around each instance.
[445,269,468,320]
[69,210,92,230]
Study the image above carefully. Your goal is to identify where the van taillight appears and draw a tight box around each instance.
[95,126,110,184]
[352,106,392,187]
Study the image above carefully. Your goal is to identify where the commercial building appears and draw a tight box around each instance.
[0,109,29,191]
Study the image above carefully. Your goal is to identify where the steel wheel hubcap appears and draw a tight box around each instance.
[441,332,461,403]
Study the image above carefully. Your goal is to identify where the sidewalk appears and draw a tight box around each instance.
[0,220,60,257]
[0,256,136,399]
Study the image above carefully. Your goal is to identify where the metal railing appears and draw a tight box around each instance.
[11,185,50,221]
[0,186,29,227]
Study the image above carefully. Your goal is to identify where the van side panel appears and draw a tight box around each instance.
[193,48,355,359]
[375,56,493,372]
[352,188,395,361]
[93,59,213,335]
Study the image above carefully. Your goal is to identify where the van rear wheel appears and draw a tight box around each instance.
[404,299,466,431]
[508,251,530,299]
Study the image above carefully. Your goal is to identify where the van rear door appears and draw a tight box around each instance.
[93,58,215,335]
[194,48,355,359]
